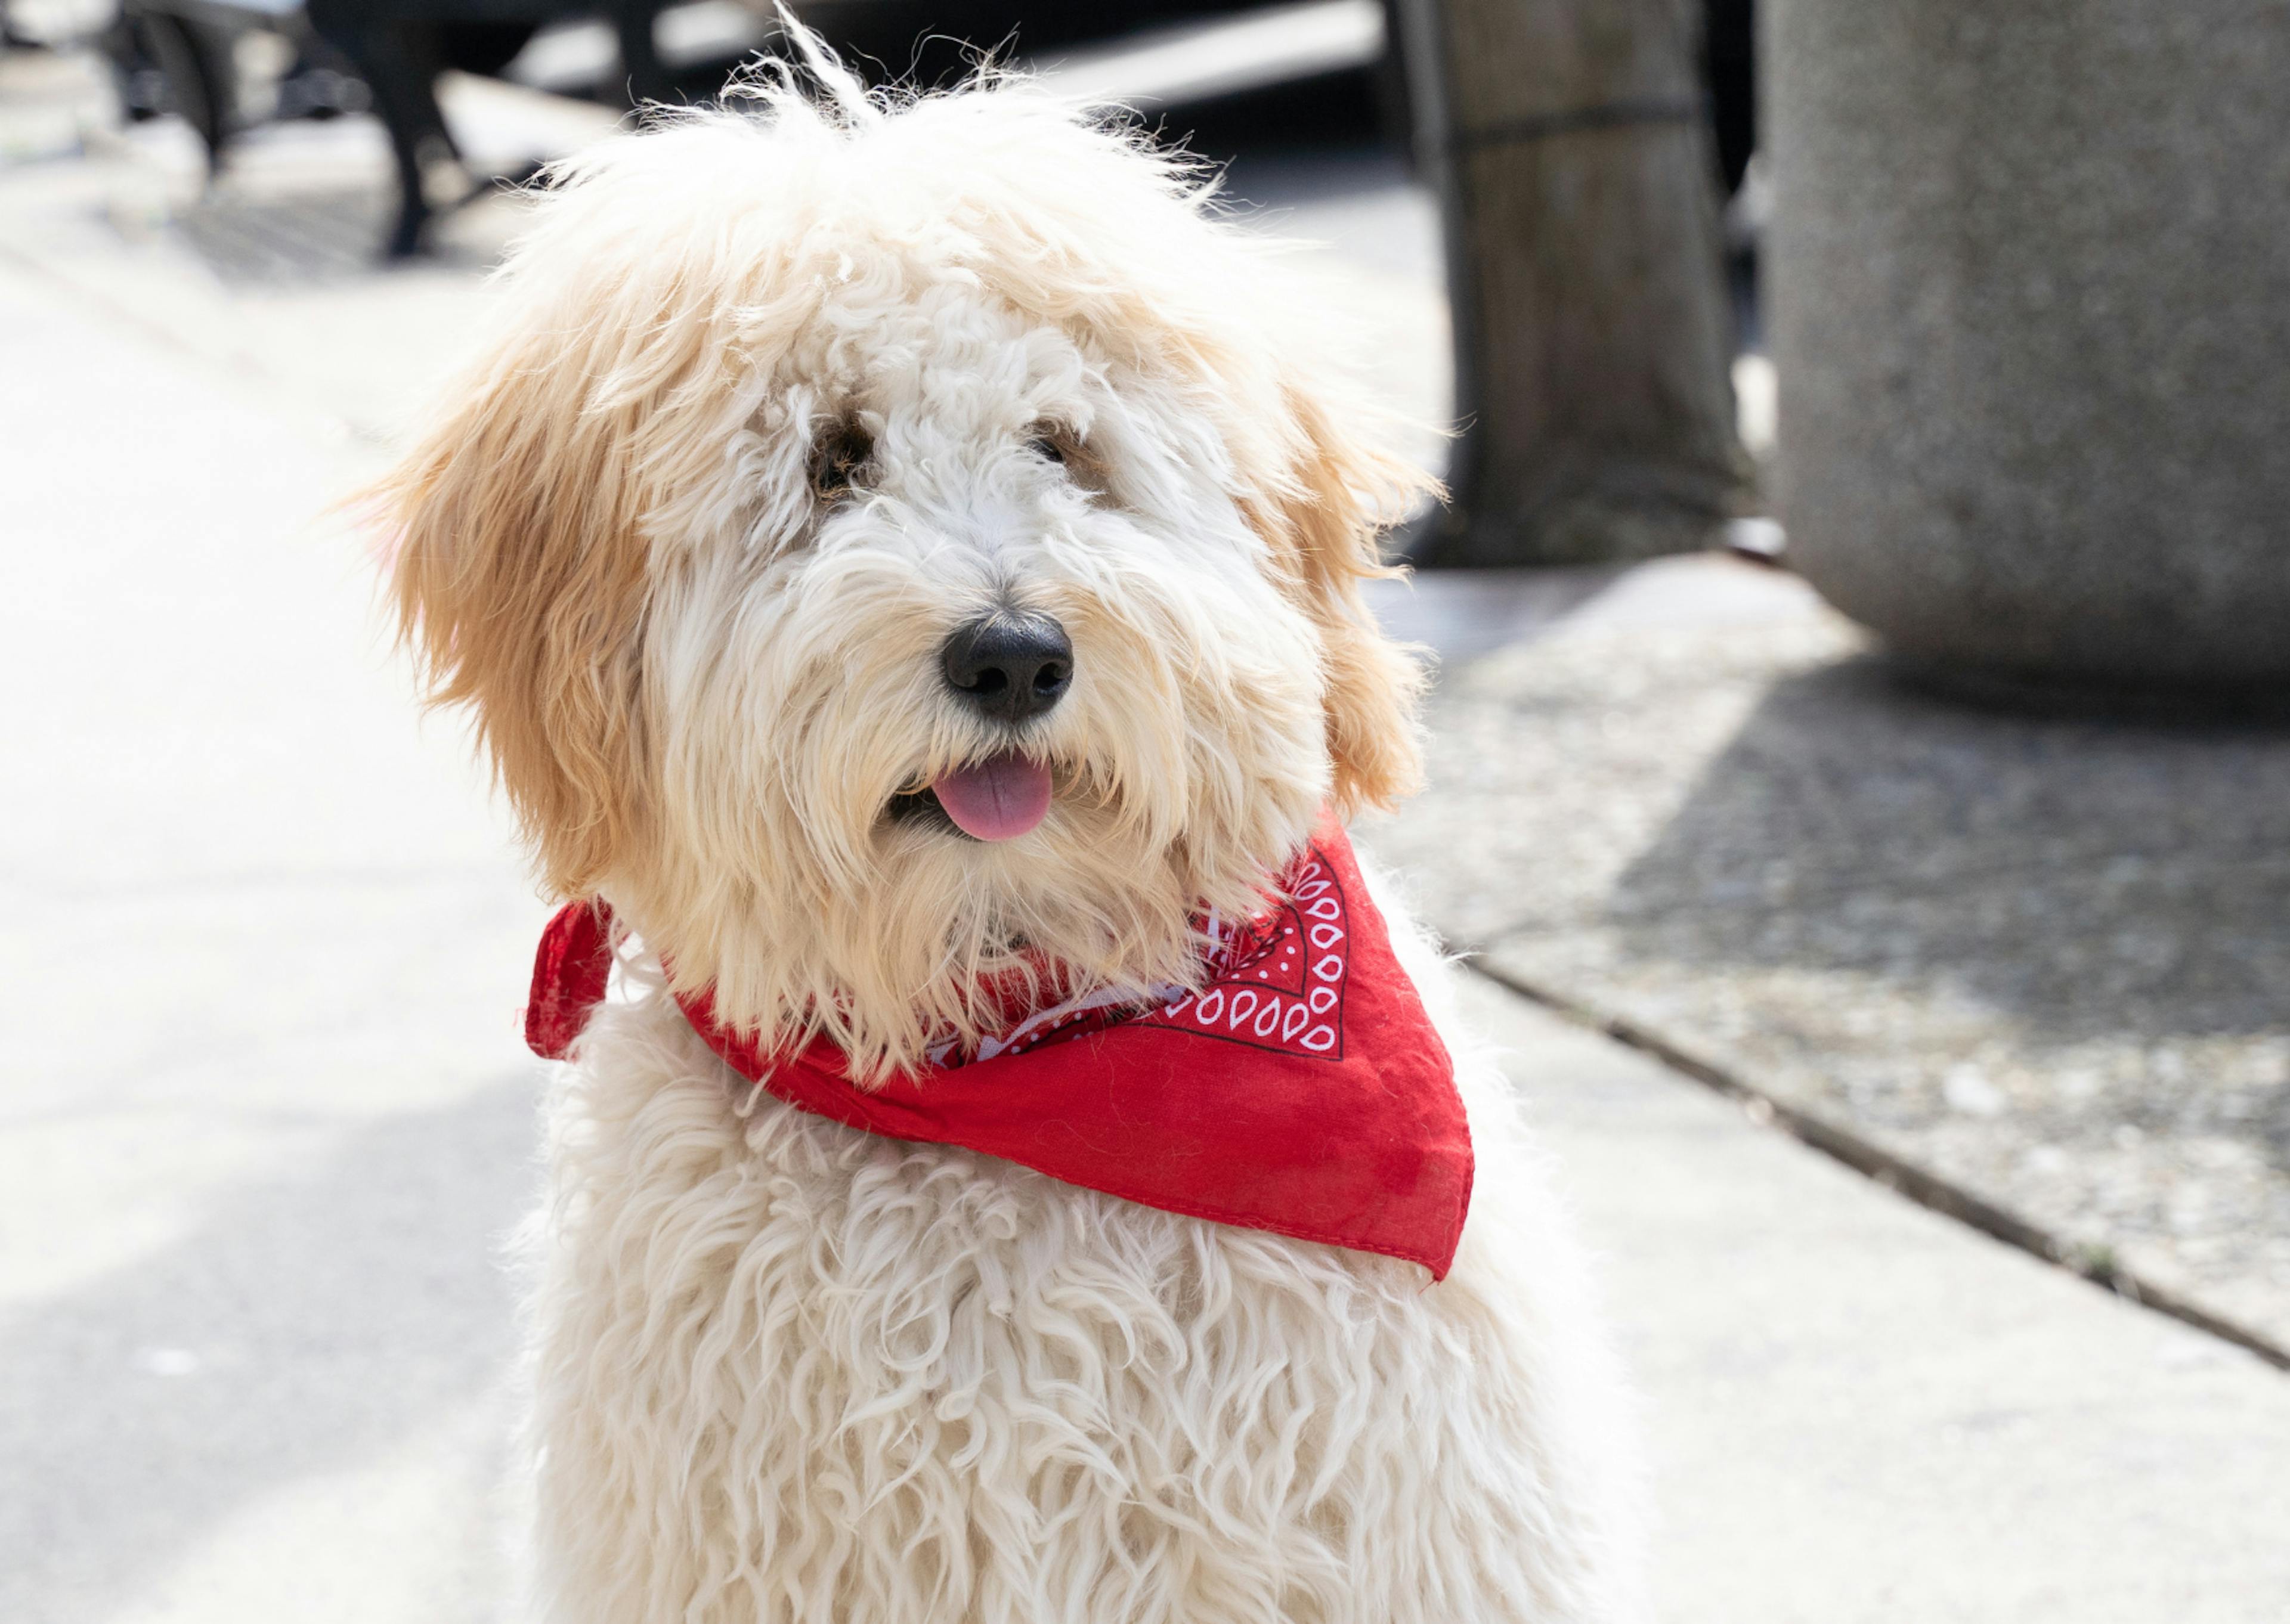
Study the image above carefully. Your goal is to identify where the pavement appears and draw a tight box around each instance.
[5,32,2289,1624]
[1365,561,2290,1354]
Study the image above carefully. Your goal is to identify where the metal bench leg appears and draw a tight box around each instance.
[306,1,453,256]
[612,1,668,104]
[136,11,236,175]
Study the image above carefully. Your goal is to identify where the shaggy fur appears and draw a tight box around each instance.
[377,32,1643,1623]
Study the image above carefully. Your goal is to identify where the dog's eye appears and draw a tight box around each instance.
[809,420,874,500]
[1025,425,1072,467]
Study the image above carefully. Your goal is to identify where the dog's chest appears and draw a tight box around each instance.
[530,997,1630,1624]
[562,1002,1420,1401]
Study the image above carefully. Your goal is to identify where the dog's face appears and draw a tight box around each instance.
[377,73,1428,1078]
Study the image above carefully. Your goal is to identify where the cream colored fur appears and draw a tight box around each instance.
[376,29,1643,1622]
[524,873,1642,1624]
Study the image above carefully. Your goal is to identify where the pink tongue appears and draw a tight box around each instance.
[931,753,1053,841]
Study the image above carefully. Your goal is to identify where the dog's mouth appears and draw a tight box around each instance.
[887,750,1054,842]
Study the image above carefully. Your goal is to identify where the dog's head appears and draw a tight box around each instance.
[375,49,1431,1078]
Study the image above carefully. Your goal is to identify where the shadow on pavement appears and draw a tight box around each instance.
[1375,579,2290,1348]
[0,1077,534,1621]
[1609,655,2290,1058]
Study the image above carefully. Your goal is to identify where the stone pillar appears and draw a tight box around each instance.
[1767,3,2290,695]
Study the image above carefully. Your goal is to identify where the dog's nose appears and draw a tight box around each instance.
[940,612,1073,724]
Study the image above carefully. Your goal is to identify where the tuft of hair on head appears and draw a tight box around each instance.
[763,1,886,126]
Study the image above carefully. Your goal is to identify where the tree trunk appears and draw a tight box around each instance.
[1396,0,1747,566]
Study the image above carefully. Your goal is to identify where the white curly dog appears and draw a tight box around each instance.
[373,30,1642,1624]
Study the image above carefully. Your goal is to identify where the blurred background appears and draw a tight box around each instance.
[3,2,2286,1619]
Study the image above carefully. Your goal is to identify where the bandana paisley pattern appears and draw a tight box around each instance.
[968,850,1354,1065]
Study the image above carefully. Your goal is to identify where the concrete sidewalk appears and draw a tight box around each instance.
[1364,558,2290,1356]
[0,259,538,1624]
[1463,973,2290,1622]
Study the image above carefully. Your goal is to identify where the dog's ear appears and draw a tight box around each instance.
[1244,383,1437,814]
[367,331,654,899]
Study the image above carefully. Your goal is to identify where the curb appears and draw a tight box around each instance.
[1464,957,2290,1374]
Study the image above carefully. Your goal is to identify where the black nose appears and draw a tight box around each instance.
[940,612,1073,724]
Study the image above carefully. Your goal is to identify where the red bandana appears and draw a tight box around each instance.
[525,815,1471,1278]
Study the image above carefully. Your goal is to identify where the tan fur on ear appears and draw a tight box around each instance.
[368,346,655,900]
[1246,386,1440,815]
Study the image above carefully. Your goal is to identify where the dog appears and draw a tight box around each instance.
[372,33,1643,1623]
